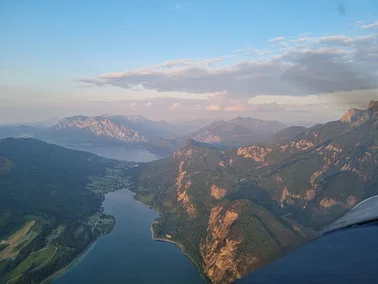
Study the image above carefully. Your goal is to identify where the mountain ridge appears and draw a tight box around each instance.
[34,114,186,155]
[129,101,378,283]
[340,100,378,126]
[0,115,291,158]
[190,117,287,148]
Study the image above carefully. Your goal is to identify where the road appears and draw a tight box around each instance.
[6,246,58,284]
[30,246,58,272]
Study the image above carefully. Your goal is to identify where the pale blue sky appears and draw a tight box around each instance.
[0,0,377,124]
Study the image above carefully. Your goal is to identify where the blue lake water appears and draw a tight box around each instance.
[65,145,164,162]
[54,149,203,284]
[54,190,203,284]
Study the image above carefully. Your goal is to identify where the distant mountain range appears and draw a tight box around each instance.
[190,117,287,148]
[128,101,378,283]
[39,115,177,150]
[2,102,378,283]
[0,115,290,157]
[0,115,184,155]
[0,125,41,139]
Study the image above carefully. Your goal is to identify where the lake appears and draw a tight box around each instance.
[64,145,165,162]
[54,148,203,284]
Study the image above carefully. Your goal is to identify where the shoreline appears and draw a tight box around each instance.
[150,223,209,283]
[134,194,209,283]
[40,196,118,284]
[41,188,137,284]
[43,189,208,284]
[43,189,141,284]
[40,239,99,284]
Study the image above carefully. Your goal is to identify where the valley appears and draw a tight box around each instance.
[1,102,378,283]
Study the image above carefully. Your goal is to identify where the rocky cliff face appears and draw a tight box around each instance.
[36,115,184,154]
[341,100,378,126]
[55,116,147,143]
[201,205,241,283]
[199,200,303,283]
[237,145,273,165]
[131,101,378,283]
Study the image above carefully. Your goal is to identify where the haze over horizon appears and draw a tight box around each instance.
[1,0,378,125]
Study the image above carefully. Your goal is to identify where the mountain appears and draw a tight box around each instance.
[229,117,286,132]
[0,138,129,283]
[169,119,217,134]
[36,117,62,127]
[190,117,286,148]
[128,101,378,283]
[260,126,309,147]
[0,116,215,158]
[36,115,183,155]
[0,125,41,139]
[341,100,378,126]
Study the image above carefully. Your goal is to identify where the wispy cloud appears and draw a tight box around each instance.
[360,21,378,29]
[269,37,285,43]
[278,41,289,47]
[81,90,378,125]
[169,102,182,110]
[160,58,195,68]
[80,29,378,114]
[238,47,273,56]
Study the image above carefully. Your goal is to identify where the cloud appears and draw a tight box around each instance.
[82,61,302,97]
[224,104,248,112]
[280,48,377,94]
[269,37,285,43]
[248,95,322,106]
[206,105,222,111]
[169,102,182,110]
[318,34,377,46]
[208,91,228,99]
[160,58,195,68]
[81,31,378,99]
[290,37,317,43]
[361,21,378,29]
[83,90,378,125]
[135,56,234,70]
[202,55,236,66]
[248,90,378,109]
[278,41,289,48]
[129,83,145,91]
[242,48,273,56]
[318,35,350,45]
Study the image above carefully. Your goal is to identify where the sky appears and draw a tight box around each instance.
[0,0,378,125]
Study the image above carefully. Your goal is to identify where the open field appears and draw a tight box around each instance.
[5,246,57,283]
[0,216,51,261]
[0,221,36,260]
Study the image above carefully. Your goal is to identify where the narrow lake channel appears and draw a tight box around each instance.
[54,148,203,283]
